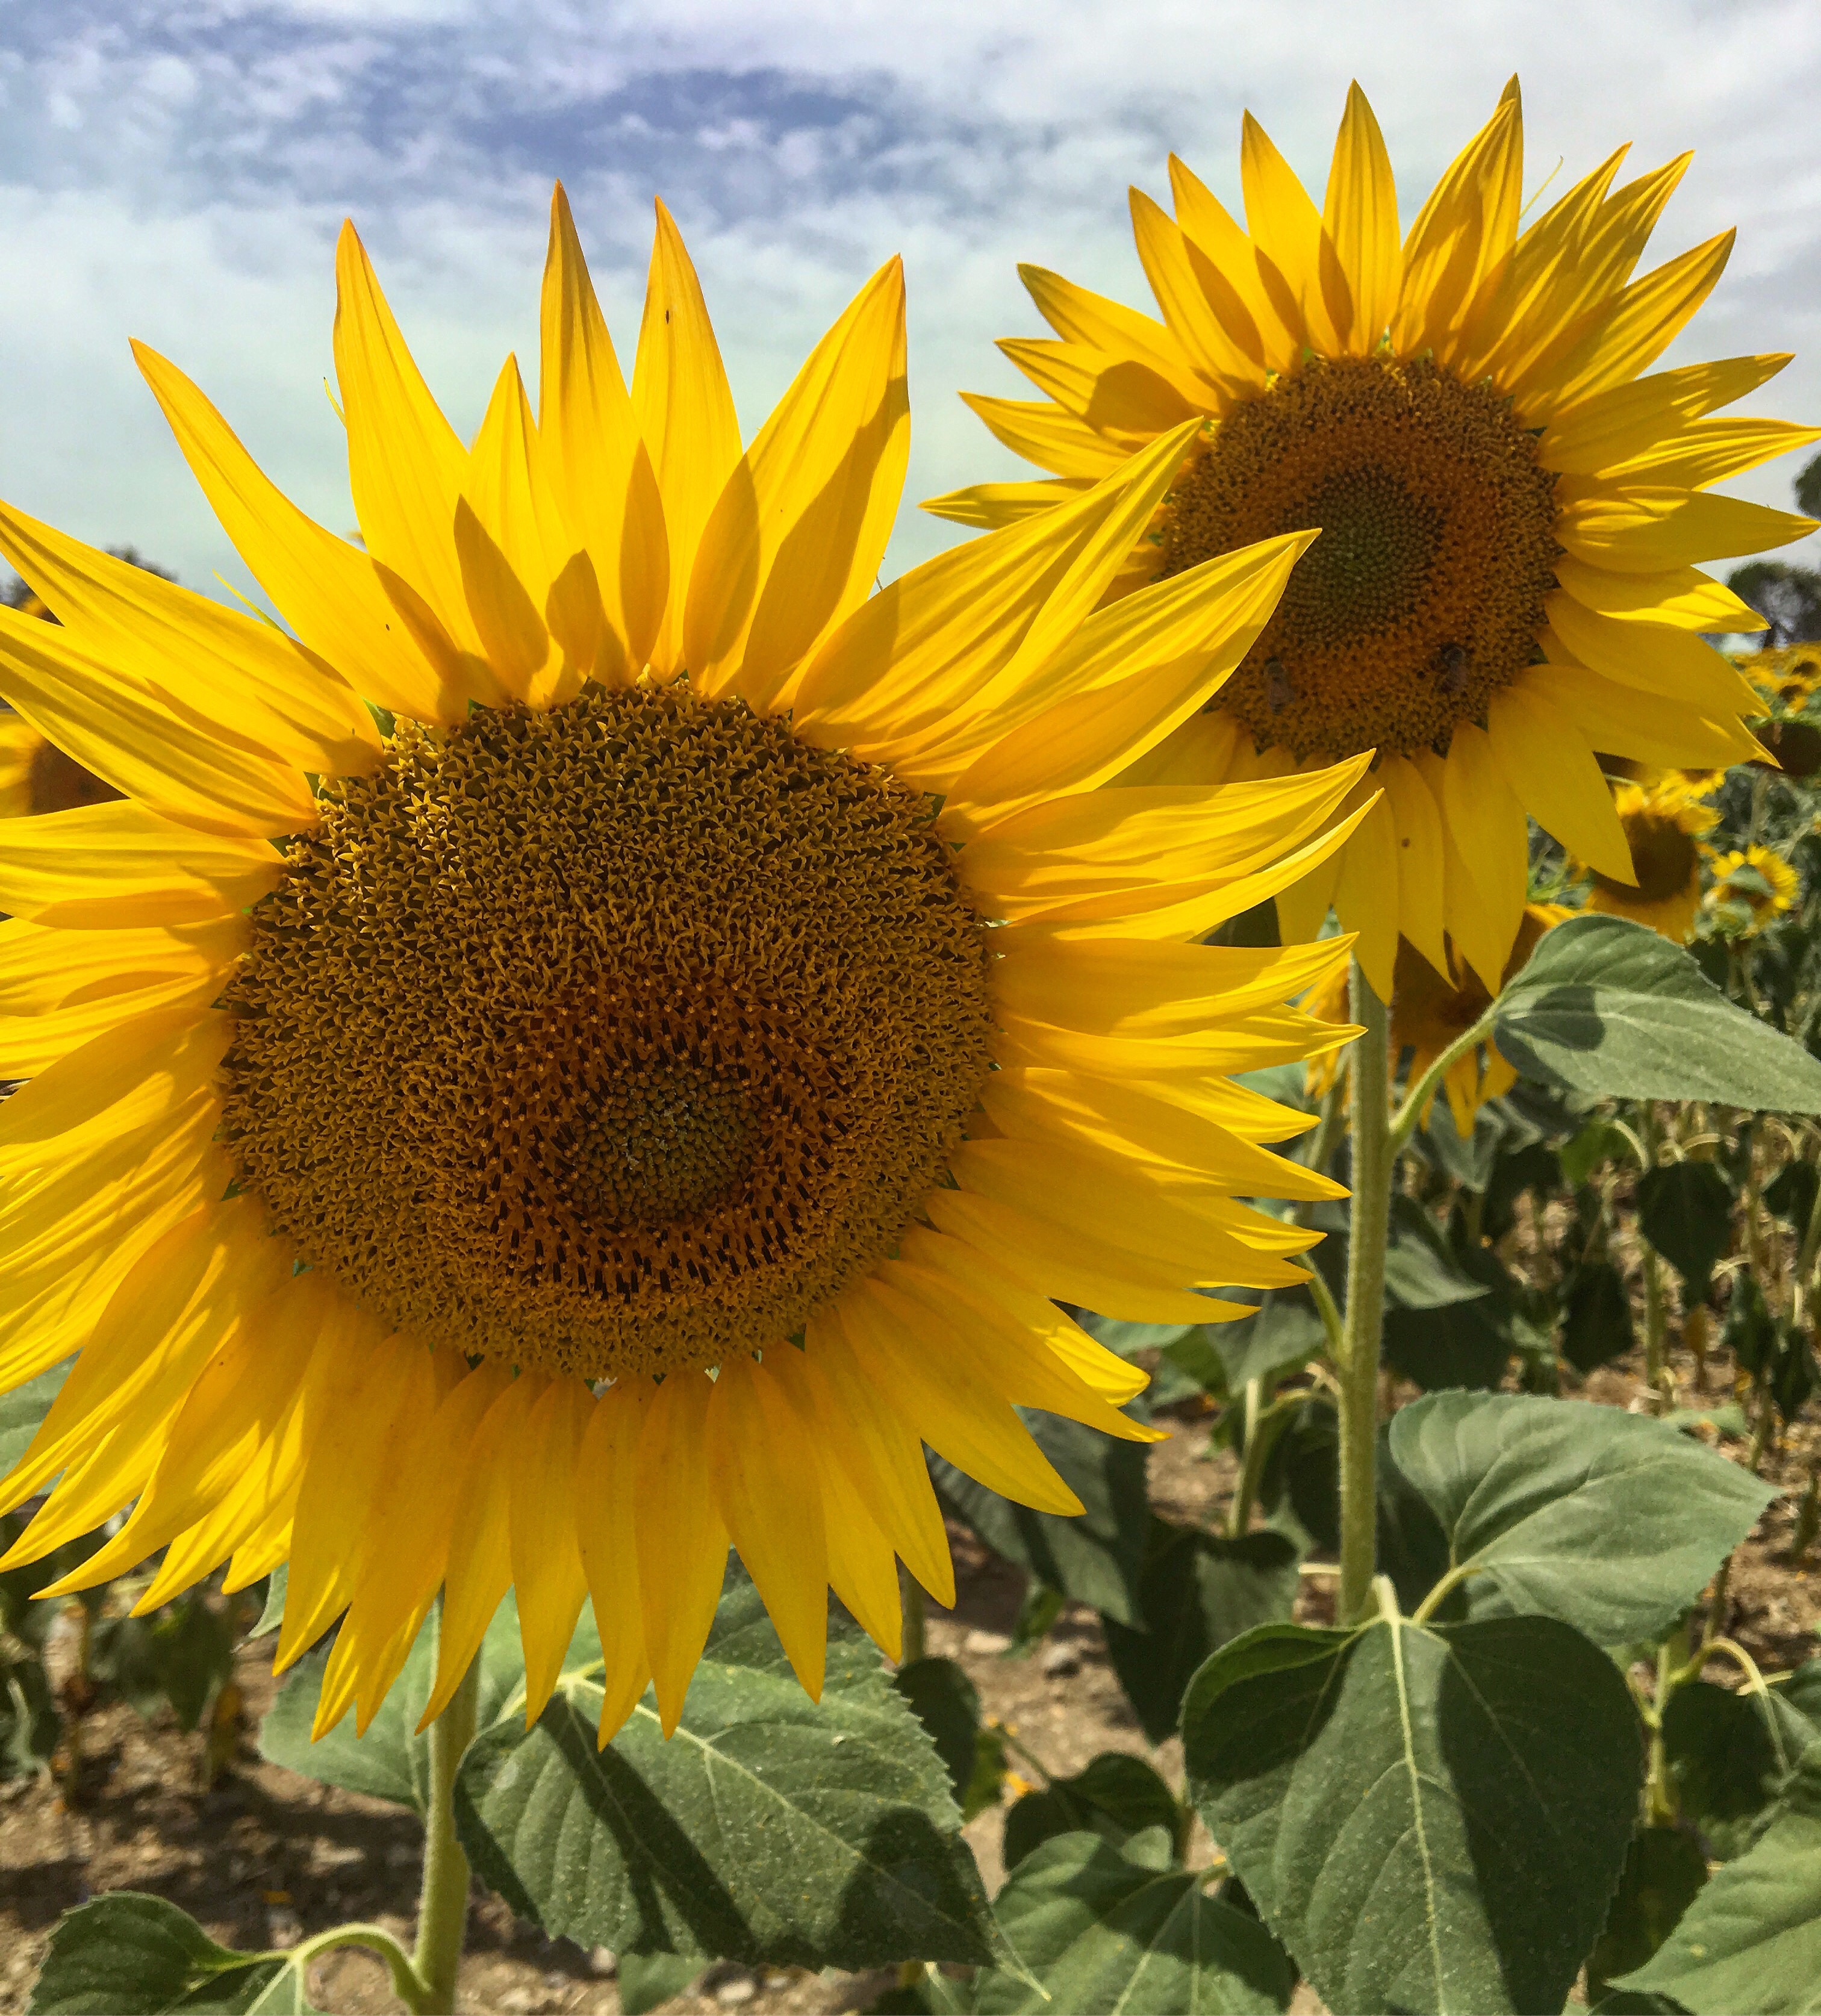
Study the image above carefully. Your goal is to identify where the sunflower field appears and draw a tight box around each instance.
[1,78,1820,2016]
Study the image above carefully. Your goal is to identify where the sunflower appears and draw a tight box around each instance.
[929,79,1817,999]
[1707,844,1800,936]
[1580,778,1718,942]
[1739,642,1821,712]
[1307,904,1569,1134]
[0,188,1363,1746]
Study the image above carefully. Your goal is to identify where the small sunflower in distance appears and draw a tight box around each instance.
[930,79,1819,998]
[1580,778,1719,943]
[1707,844,1800,937]
[0,189,1364,1747]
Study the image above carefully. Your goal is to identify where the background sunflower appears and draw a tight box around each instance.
[933,79,1817,999]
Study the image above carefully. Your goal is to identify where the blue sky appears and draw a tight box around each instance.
[2,0,1817,603]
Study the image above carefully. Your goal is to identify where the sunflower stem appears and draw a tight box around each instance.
[1387,1006,1495,1156]
[409,1649,480,2015]
[900,1570,927,1667]
[1338,960,1391,1626]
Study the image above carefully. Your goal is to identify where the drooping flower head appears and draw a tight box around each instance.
[1306,904,1569,1136]
[931,80,1817,998]
[0,190,1363,1744]
[1579,778,1718,943]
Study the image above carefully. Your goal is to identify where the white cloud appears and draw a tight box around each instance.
[0,0,1815,608]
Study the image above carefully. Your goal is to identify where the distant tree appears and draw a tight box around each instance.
[1727,561,1821,647]
[1798,449,1821,521]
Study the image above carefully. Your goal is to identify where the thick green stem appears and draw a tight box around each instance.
[288,1923,426,2009]
[1643,1620,1690,1828]
[900,1570,927,1667]
[410,1650,480,2015]
[1338,962,1392,1626]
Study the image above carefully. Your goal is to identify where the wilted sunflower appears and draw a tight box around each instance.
[0,189,1363,1746]
[1580,778,1718,942]
[930,79,1817,997]
[1307,905,1569,1134]
[1707,844,1799,936]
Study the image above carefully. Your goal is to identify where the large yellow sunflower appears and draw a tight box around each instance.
[0,188,1363,1747]
[929,79,1817,999]
[1580,777,1717,942]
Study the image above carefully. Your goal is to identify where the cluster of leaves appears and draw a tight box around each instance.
[16,912,1821,2016]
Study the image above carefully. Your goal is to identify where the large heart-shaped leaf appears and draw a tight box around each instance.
[1386,1392,1773,1643]
[971,1833,1294,2015]
[1002,1751,1182,1871]
[259,1593,532,1811]
[1183,1609,1642,2016]
[454,1570,998,1971]
[1619,1738,1821,2013]
[1664,1666,1821,1859]
[26,1894,305,2014]
[930,1408,1150,1625]
[1492,913,1821,1110]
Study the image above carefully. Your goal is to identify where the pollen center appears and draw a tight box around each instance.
[1159,355,1560,761]
[219,686,997,1382]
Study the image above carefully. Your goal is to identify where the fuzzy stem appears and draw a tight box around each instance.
[1338,961,1392,1626]
[409,1651,479,2014]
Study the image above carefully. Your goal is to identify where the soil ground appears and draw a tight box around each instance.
[2,1336,1816,2016]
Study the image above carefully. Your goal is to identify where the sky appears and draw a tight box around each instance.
[1,0,1817,609]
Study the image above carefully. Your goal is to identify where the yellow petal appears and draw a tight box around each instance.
[1525,661,1759,771]
[1392,84,1524,361]
[1552,556,1763,634]
[630,201,743,680]
[709,1355,829,1699]
[921,476,1099,529]
[1019,264,1216,411]
[1240,111,1343,353]
[509,1374,593,1723]
[687,259,909,709]
[1598,417,1821,491]
[1377,754,1449,977]
[334,223,496,688]
[1329,789,1400,1000]
[1557,487,1816,572]
[956,393,1127,477]
[633,1370,729,1735]
[538,183,667,678]
[1438,726,1528,991]
[1322,83,1400,352]
[420,1372,520,1729]
[998,337,1197,442]
[133,341,459,723]
[1487,685,1633,882]
[1127,190,1261,398]
[573,1383,654,1746]
[0,606,317,838]
[0,800,281,929]
[0,499,380,782]
[1521,232,1736,426]
[1545,591,1758,715]
[794,420,1200,758]
[1540,354,1792,473]
[943,531,1312,833]
[1168,154,1298,374]
[992,933,1350,1036]
[0,968,229,1080]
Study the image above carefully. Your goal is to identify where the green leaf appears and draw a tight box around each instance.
[1100,1523,1298,1744]
[0,1359,69,1478]
[930,1408,1150,1625]
[1183,1610,1642,2016]
[1561,1118,1636,1189]
[971,1834,1294,2015]
[1620,1738,1821,2012]
[1003,1752,1182,1871]
[26,1894,292,2014]
[1587,1827,1710,2003]
[259,1594,530,1811]
[1387,1392,1774,1644]
[1209,1291,1326,1391]
[1664,1666,1821,1859]
[1561,1258,1636,1373]
[454,1567,1000,1971]
[892,1658,1004,1822]
[249,1566,286,1640]
[1764,1158,1819,1238]
[615,1955,702,2014]
[1637,1163,1734,1296]
[1492,912,1821,1110]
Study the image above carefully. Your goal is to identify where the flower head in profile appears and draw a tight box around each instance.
[0,190,1363,1745]
[1580,778,1719,944]
[932,79,1817,998]
[1307,906,1569,1135]
[1706,844,1799,938]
